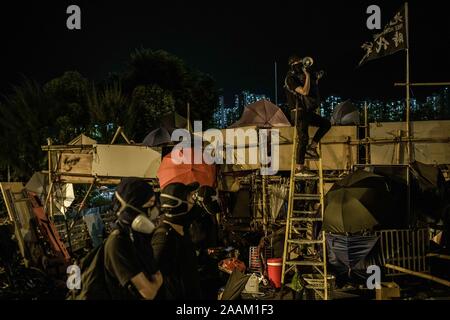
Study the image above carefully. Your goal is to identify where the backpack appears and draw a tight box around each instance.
[67,242,111,300]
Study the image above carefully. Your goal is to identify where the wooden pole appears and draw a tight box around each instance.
[385,264,450,287]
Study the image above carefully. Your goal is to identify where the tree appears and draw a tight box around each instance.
[43,71,90,143]
[87,82,129,143]
[126,84,175,141]
[122,48,218,129]
[0,79,53,180]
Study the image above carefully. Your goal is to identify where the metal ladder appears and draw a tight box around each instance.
[281,121,328,300]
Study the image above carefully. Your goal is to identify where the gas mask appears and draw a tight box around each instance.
[160,193,198,226]
[193,188,220,216]
[115,191,155,234]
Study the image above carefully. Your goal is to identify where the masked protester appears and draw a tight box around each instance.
[103,178,163,299]
[189,186,220,249]
[284,54,331,177]
[189,186,222,300]
[151,182,202,300]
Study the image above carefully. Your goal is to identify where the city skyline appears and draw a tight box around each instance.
[213,87,450,128]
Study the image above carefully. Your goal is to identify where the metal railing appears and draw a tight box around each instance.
[375,228,429,275]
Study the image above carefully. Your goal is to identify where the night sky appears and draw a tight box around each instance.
[1,0,449,106]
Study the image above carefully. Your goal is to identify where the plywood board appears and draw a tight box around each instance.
[92,145,161,178]
[217,126,358,171]
[0,182,41,265]
[370,120,450,165]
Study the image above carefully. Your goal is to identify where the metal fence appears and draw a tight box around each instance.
[375,228,429,275]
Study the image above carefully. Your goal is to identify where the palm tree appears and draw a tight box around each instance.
[0,78,53,180]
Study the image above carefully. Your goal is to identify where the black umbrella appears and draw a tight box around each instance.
[372,162,446,223]
[323,188,384,234]
[410,161,446,222]
[331,100,360,126]
[221,269,250,300]
[323,170,399,234]
[142,127,173,147]
[142,111,193,147]
[161,111,190,131]
[331,169,389,190]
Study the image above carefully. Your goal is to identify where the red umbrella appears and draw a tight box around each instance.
[157,147,216,189]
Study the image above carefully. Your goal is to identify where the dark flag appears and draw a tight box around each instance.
[359,4,408,66]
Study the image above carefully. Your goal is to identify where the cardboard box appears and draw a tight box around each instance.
[376,282,401,300]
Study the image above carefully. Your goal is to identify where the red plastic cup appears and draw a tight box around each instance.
[267,258,283,288]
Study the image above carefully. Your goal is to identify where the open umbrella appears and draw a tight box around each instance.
[157,147,216,189]
[323,188,382,234]
[332,169,389,190]
[409,161,446,221]
[371,162,445,223]
[25,172,75,216]
[229,100,290,128]
[142,127,173,147]
[331,100,360,125]
[323,170,400,233]
[161,111,190,131]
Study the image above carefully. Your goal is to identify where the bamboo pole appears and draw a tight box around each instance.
[47,138,54,219]
[426,253,450,261]
[110,127,122,144]
[43,181,54,214]
[120,130,131,145]
[405,2,412,163]
[365,102,369,164]
[396,130,402,164]
[262,172,268,236]
[187,102,191,132]
[385,264,450,287]
[69,180,96,231]
[395,82,450,87]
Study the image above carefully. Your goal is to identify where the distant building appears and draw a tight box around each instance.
[234,91,270,113]
[213,95,241,128]
[321,95,343,118]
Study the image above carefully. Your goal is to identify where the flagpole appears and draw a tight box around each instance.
[405,2,411,163]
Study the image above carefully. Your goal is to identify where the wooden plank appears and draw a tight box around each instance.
[0,183,37,266]
[92,145,161,178]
